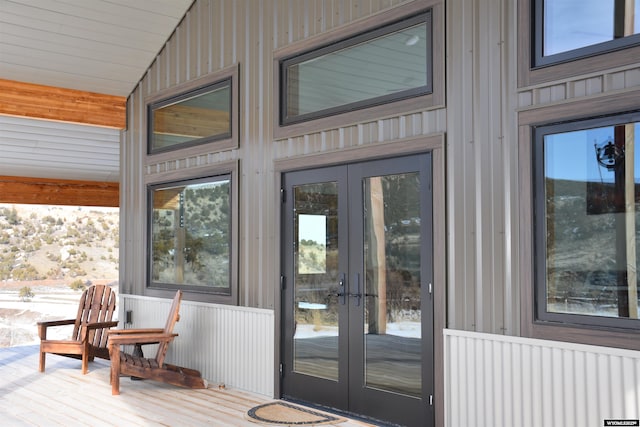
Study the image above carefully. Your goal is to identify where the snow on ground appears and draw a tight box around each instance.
[0,282,118,347]
[294,321,421,339]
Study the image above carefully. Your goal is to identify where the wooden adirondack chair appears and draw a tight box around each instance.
[37,284,118,374]
[107,290,207,395]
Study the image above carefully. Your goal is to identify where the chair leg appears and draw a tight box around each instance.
[110,343,120,395]
[81,341,90,375]
[111,367,120,395]
[131,344,144,381]
[38,348,46,373]
[82,351,89,375]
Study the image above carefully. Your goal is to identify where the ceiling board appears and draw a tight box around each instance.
[0,24,153,69]
[0,0,194,97]
[1,9,165,51]
[73,0,190,19]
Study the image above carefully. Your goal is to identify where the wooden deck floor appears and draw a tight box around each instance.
[0,345,376,427]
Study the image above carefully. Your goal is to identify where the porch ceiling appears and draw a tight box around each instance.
[0,0,194,197]
[0,0,194,97]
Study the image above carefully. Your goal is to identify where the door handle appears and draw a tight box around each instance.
[327,273,346,305]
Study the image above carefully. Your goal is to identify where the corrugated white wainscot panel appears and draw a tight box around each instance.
[444,329,640,427]
[121,294,274,396]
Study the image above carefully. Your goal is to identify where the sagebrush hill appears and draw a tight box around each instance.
[0,204,119,285]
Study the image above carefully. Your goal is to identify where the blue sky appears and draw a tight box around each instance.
[545,124,640,182]
[544,0,640,55]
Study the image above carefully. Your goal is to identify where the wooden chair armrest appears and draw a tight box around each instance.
[107,328,164,336]
[37,319,76,328]
[79,320,120,342]
[37,319,76,340]
[108,332,178,346]
[107,328,168,348]
[85,320,119,330]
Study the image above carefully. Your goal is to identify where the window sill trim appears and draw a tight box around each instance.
[525,321,640,352]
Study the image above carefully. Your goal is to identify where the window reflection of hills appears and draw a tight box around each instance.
[545,177,640,318]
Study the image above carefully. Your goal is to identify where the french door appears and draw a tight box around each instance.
[281,154,434,427]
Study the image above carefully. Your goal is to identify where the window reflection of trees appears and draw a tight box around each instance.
[152,180,230,290]
[368,173,421,326]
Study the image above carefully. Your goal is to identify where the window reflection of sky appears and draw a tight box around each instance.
[544,0,640,56]
[299,214,327,245]
[544,124,640,182]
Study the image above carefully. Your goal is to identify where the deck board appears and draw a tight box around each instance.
[0,345,376,426]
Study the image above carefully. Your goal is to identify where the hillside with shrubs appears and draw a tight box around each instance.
[0,204,119,347]
[0,204,119,287]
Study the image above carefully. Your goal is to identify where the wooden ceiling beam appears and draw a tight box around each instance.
[0,176,119,207]
[0,79,126,129]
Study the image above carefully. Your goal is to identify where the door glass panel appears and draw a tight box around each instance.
[363,173,422,397]
[293,182,340,380]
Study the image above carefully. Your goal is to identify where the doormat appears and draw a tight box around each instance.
[246,401,346,426]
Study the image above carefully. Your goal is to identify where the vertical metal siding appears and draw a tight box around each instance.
[447,0,476,333]
[518,66,640,110]
[477,0,506,333]
[123,0,424,309]
[119,86,148,296]
[445,0,522,336]
[501,0,520,337]
[121,294,274,396]
[273,109,446,157]
[444,329,640,427]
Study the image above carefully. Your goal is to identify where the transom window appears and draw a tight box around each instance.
[148,78,232,154]
[280,11,431,125]
[148,175,233,298]
[533,0,640,67]
[534,112,640,329]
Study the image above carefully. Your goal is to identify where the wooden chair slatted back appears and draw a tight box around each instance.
[71,284,117,347]
[155,290,182,367]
